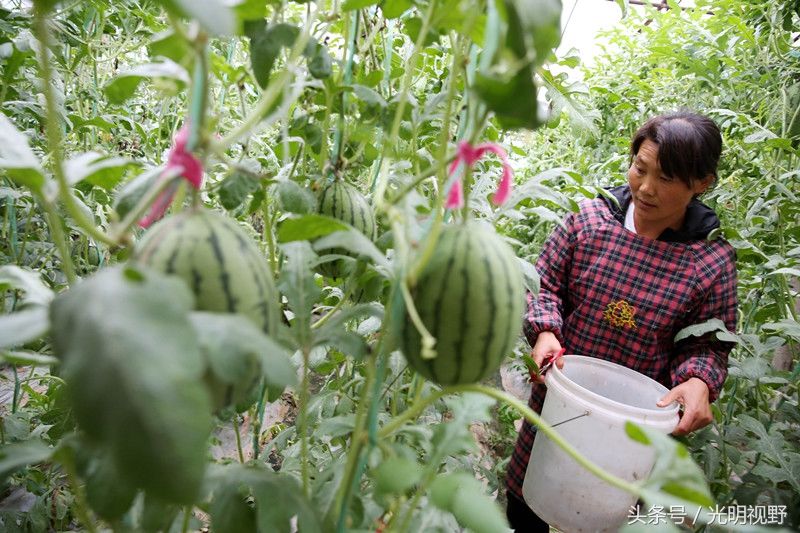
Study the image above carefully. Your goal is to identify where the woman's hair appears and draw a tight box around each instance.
[630,110,722,188]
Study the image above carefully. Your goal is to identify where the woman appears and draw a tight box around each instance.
[506,111,738,531]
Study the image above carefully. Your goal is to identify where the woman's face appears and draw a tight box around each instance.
[627,139,710,233]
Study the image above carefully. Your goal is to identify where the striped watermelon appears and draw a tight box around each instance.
[400,222,525,385]
[133,208,279,410]
[317,180,377,278]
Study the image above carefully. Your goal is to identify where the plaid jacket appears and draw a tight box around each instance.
[506,185,738,501]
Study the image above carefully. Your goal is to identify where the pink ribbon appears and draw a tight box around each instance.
[139,125,204,228]
[445,141,513,209]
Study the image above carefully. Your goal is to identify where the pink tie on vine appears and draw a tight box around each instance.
[139,125,203,228]
[445,141,513,209]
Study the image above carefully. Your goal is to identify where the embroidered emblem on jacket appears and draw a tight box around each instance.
[603,300,637,329]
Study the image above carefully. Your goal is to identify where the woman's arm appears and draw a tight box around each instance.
[523,211,579,379]
[662,243,738,434]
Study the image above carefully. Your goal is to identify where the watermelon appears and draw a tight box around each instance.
[133,207,279,410]
[317,180,377,278]
[400,222,525,385]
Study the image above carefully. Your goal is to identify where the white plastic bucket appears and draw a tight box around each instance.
[522,355,679,533]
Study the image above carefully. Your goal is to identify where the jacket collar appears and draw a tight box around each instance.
[601,185,720,243]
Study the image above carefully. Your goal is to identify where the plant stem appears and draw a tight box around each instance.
[373,0,438,210]
[233,415,245,463]
[299,346,311,497]
[181,506,191,533]
[215,8,319,151]
[42,202,77,284]
[108,168,183,242]
[251,381,268,460]
[329,10,360,178]
[32,7,115,248]
[331,352,378,530]
[59,448,98,533]
[379,384,641,497]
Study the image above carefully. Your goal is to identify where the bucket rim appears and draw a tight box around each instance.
[547,355,680,421]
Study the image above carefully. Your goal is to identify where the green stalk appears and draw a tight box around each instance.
[251,381,268,460]
[400,280,435,358]
[32,7,115,248]
[233,415,245,463]
[11,365,19,414]
[59,448,98,533]
[330,353,378,529]
[262,200,279,278]
[328,10,360,179]
[42,201,77,284]
[379,384,640,497]
[216,8,320,151]
[7,198,18,260]
[181,506,191,533]
[299,346,311,497]
[373,0,438,209]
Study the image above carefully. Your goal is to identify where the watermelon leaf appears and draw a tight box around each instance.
[190,311,297,409]
[278,242,322,347]
[312,229,390,269]
[277,214,350,242]
[50,265,212,504]
[429,472,508,533]
[208,463,324,533]
[0,440,52,481]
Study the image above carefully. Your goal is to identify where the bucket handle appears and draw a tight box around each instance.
[550,410,591,429]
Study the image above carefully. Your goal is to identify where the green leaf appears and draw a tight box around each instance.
[381,0,413,18]
[317,414,356,438]
[314,304,383,359]
[0,114,45,192]
[737,414,800,493]
[626,422,714,508]
[274,180,316,215]
[0,265,54,307]
[249,23,299,89]
[83,448,137,521]
[473,69,540,130]
[312,229,390,269]
[209,474,257,533]
[140,493,181,532]
[616,0,629,17]
[761,319,800,341]
[429,473,508,533]
[149,30,192,64]
[352,84,388,108]
[372,457,423,495]
[104,60,190,105]
[233,0,270,22]
[64,152,137,190]
[0,308,49,350]
[518,258,539,295]
[276,214,350,242]
[674,318,738,344]
[0,351,58,366]
[208,463,324,533]
[342,0,380,10]
[278,242,322,346]
[306,39,332,79]
[50,266,212,504]
[190,312,297,411]
[218,172,261,210]
[112,166,164,220]
[0,440,51,481]
[68,114,116,133]
[155,0,236,36]
[728,357,771,381]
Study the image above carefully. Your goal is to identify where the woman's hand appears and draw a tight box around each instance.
[530,331,563,384]
[657,377,713,436]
